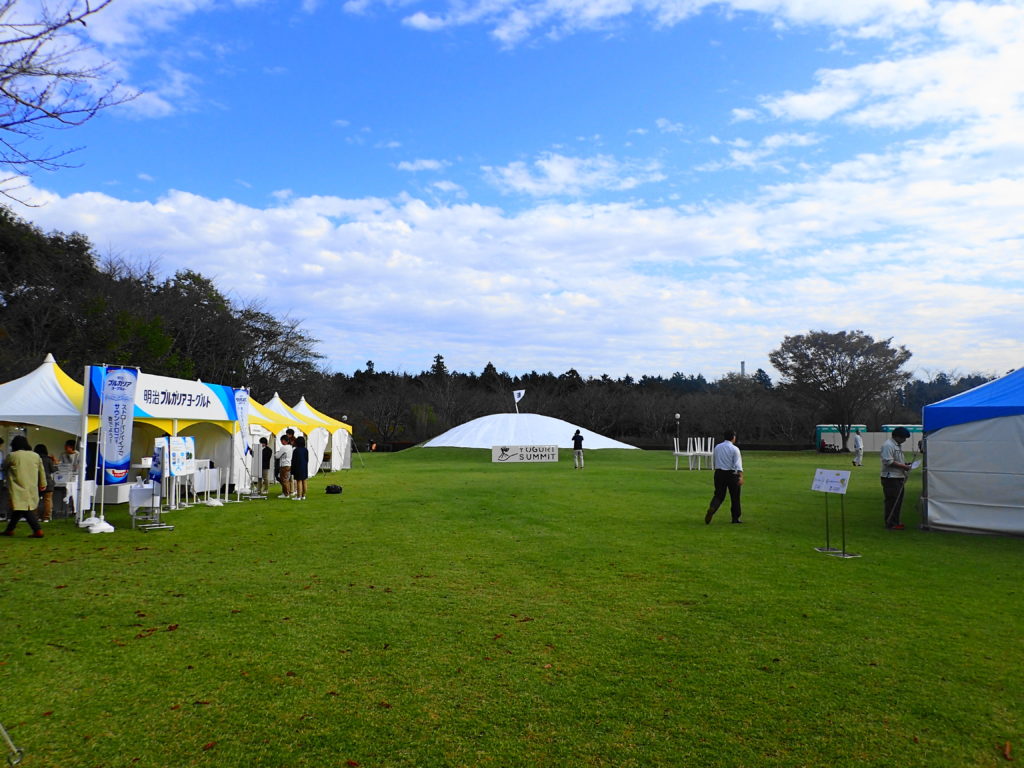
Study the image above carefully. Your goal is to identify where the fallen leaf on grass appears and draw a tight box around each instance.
[42,711,53,717]
[1003,741,1013,761]
[378,701,391,709]
[202,741,217,751]
[54,584,68,589]
[346,761,360,766]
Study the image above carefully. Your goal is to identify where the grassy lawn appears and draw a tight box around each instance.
[1,448,1020,767]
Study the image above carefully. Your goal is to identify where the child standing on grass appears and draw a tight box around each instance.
[291,436,309,500]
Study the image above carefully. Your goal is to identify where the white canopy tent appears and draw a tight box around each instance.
[422,413,638,450]
[922,368,1024,535]
[292,396,352,470]
[0,354,92,434]
[262,393,329,477]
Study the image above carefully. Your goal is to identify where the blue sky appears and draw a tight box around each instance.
[14,0,1024,382]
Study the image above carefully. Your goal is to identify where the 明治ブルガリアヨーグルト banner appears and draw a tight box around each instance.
[87,366,239,423]
[87,366,240,484]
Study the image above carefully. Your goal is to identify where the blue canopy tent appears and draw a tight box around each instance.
[922,368,1024,535]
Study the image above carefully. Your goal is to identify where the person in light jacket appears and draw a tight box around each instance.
[2,435,47,538]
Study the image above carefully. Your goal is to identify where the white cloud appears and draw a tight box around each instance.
[699,132,820,171]
[396,158,449,172]
[22,102,1024,380]
[484,152,666,196]
[351,0,939,47]
[761,3,1024,128]
[655,118,686,134]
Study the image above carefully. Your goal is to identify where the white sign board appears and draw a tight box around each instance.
[811,468,851,495]
[491,445,559,463]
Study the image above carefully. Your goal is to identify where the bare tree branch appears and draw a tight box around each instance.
[0,0,136,201]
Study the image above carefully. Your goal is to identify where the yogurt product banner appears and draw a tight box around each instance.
[98,366,138,485]
[88,366,238,422]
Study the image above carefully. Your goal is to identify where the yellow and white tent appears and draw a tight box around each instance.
[292,396,352,471]
[262,393,329,477]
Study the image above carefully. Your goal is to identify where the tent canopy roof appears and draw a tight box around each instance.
[293,396,352,434]
[422,413,637,450]
[923,367,1024,432]
[262,392,328,435]
[0,354,90,434]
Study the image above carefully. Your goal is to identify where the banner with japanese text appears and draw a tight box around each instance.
[98,366,138,485]
[87,366,238,422]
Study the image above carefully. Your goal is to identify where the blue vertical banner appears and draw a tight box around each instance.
[99,366,139,485]
[235,388,251,456]
[149,437,168,483]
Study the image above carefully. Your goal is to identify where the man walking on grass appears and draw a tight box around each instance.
[704,430,744,525]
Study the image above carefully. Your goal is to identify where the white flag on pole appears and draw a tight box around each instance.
[513,389,526,403]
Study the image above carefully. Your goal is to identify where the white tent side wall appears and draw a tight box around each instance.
[334,429,352,470]
[925,415,1024,535]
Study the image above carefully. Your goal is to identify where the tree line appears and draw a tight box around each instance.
[0,208,994,448]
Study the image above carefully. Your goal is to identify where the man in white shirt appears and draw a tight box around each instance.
[704,430,744,525]
[275,436,294,498]
[880,427,912,529]
[851,429,864,467]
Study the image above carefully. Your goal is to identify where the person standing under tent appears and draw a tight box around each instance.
[2,435,47,538]
[258,437,273,495]
[704,430,744,525]
[852,429,864,467]
[290,436,309,501]
[572,429,585,469]
[33,444,56,523]
[880,426,913,530]
[275,435,294,498]
[56,439,80,516]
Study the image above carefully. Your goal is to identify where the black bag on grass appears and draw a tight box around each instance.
[325,485,343,494]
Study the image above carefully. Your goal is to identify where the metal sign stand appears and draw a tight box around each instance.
[829,494,860,559]
[814,494,841,554]
[811,468,860,559]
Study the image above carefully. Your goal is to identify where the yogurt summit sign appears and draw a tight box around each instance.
[492,445,559,463]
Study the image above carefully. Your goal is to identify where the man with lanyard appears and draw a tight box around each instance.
[880,426,913,529]
[704,429,744,525]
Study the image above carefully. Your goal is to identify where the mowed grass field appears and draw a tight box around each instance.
[1,447,1021,768]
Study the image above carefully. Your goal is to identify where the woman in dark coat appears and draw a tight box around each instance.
[290,436,309,501]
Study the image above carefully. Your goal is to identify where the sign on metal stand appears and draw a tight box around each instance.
[811,468,860,559]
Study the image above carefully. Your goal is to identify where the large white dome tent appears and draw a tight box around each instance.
[422,413,637,450]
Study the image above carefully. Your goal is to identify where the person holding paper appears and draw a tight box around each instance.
[704,430,744,525]
[880,426,912,529]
